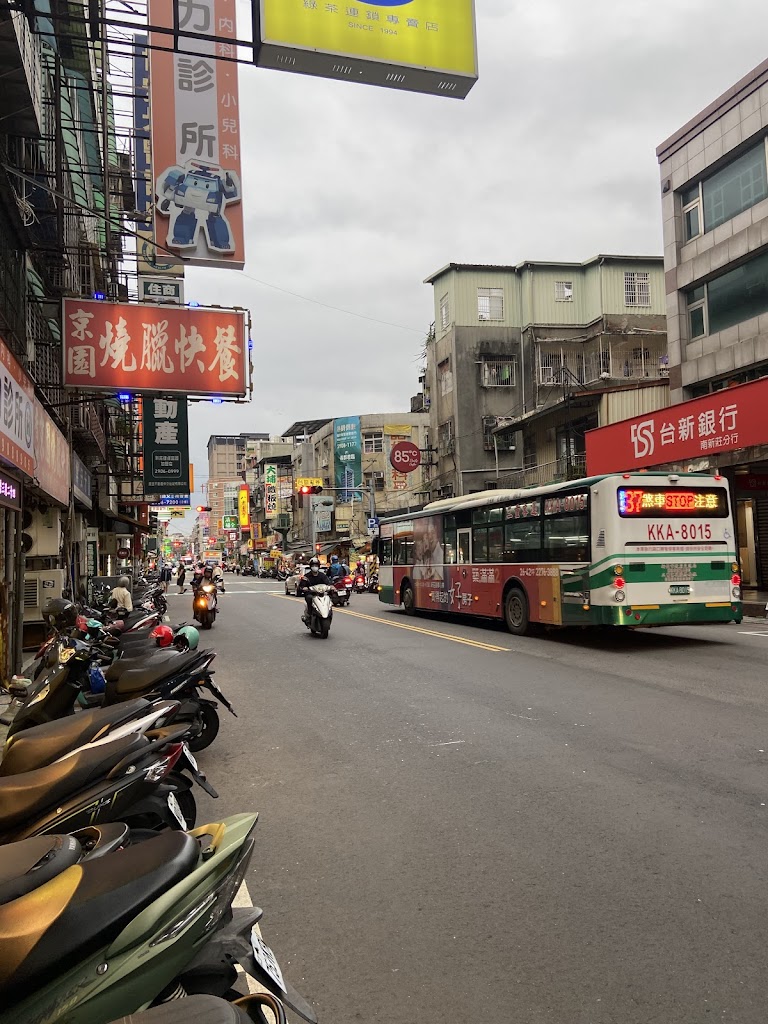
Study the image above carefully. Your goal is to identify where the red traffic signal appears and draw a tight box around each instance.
[196,505,212,512]
[300,485,323,495]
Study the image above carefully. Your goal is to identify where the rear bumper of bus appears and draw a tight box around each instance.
[597,602,743,627]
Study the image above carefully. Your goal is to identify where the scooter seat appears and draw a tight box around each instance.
[107,650,201,700]
[0,829,199,1001]
[0,733,145,831]
[0,834,81,904]
[104,652,179,683]
[0,699,151,777]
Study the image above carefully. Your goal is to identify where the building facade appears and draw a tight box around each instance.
[654,58,768,587]
[425,258,669,497]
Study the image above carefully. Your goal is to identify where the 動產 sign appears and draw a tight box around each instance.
[585,377,768,475]
[142,397,190,494]
[149,0,245,268]
[255,0,478,99]
[62,298,247,397]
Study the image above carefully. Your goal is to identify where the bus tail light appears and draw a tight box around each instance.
[613,576,625,589]
[731,573,741,586]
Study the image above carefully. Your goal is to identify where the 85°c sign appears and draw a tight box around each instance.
[389,440,421,474]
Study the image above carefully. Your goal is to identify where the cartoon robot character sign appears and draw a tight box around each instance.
[156,160,241,256]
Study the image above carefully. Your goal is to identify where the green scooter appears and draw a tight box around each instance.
[0,814,317,1024]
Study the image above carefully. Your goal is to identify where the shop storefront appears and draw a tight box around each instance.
[586,376,768,589]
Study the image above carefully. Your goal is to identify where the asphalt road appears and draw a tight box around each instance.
[174,578,768,1024]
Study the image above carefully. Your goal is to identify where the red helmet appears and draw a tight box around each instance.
[150,624,174,648]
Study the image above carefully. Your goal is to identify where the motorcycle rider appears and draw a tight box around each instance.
[191,562,205,592]
[297,556,331,624]
[327,554,345,582]
[109,575,133,613]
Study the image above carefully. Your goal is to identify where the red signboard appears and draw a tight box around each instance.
[389,440,421,474]
[586,377,768,475]
[63,298,247,397]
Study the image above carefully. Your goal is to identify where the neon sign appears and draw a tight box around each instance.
[617,488,728,517]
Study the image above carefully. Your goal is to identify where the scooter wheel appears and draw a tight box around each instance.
[175,786,197,828]
[187,703,220,752]
[319,620,330,639]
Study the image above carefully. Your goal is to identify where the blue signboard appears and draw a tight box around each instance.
[157,495,191,507]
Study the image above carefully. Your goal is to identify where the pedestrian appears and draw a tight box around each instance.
[177,564,186,594]
[160,561,172,593]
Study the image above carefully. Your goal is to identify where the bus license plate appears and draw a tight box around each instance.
[669,584,690,596]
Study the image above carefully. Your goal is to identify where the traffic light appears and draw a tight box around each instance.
[196,505,212,512]
[299,485,323,495]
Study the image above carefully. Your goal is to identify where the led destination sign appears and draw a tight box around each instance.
[618,488,728,518]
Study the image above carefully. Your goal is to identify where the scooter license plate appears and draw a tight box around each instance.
[167,791,187,828]
[182,743,199,773]
[250,928,286,992]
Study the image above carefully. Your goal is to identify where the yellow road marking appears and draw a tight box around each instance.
[270,593,509,651]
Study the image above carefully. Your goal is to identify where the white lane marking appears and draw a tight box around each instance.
[233,882,261,995]
[737,631,768,636]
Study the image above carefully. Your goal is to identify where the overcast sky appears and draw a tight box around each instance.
[174,0,768,527]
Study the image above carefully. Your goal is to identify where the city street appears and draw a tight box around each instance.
[177,578,768,1024]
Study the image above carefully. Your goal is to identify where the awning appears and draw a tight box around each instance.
[107,511,152,533]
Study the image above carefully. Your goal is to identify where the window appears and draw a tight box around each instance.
[379,537,392,565]
[481,359,516,386]
[624,271,651,307]
[393,523,413,565]
[543,513,589,561]
[440,293,449,331]
[703,141,768,233]
[539,349,563,384]
[687,285,706,339]
[438,358,453,395]
[473,527,488,562]
[555,280,573,302]
[504,520,542,562]
[362,431,383,453]
[364,470,385,492]
[477,287,504,321]
[685,250,768,337]
[438,420,454,456]
[682,183,702,242]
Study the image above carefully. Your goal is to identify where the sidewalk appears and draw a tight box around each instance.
[741,588,768,620]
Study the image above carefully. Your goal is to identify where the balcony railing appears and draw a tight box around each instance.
[537,337,668,387]
[498,455,587,489]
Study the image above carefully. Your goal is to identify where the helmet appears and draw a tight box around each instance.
[173,624,199,652]
[331,555,339,563]
[118,576,130,589]
[309,557,321,575]
[44,598,77,631]
[150,624,174,648]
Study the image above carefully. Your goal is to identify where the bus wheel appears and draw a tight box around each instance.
[504,587,530,636]
[402,582,416,615]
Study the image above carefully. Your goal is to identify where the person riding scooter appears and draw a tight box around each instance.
[327,555,345,582]
[297,557,331,624]
[109,575,133,614]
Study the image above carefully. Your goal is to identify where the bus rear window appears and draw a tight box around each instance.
[617,487,728,518]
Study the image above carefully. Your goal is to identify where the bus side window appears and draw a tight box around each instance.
[474,527,488,563]
[488,525,503,562]
[444,529,457,564]
[543,514,589,561]
[380,538,393,565]
[504,521,542,562]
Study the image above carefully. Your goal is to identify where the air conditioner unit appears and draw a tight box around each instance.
[24,508,62,557]
[23,568,66,623]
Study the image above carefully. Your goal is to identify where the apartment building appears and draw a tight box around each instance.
[424,257,669,496]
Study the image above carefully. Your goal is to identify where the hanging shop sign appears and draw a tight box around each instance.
[223,514,238,529]
[151,495,192,507]
[149,0,245,269]
[142,397,191,494]
[389,440,421,474]
[255,0,478,99]
[265,463,277,517]
[62,298,248,397]
[72,452,93,509]
[586,377,768,475]
[0,470,21,510]
[138,276,185,304]
[334,416,361,502]
[238,483,250,527]
[34,399,71,507]
[0,334,34,477]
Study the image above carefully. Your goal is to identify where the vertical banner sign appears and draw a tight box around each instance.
[134,38,184,277]
[149,0,245,268]
[334,416,362,503]
[142,397,190,494]
[264,464,277,517]
[238,483,250,528]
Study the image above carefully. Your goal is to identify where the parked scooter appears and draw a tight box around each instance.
[302,584,334,639]
[0,814,317,1024]
[367,573,379,593]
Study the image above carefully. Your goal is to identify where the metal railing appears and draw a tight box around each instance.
[498,455,587,489]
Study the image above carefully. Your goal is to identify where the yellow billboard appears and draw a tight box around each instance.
[238,484,250,528]
[256,0,478,99]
